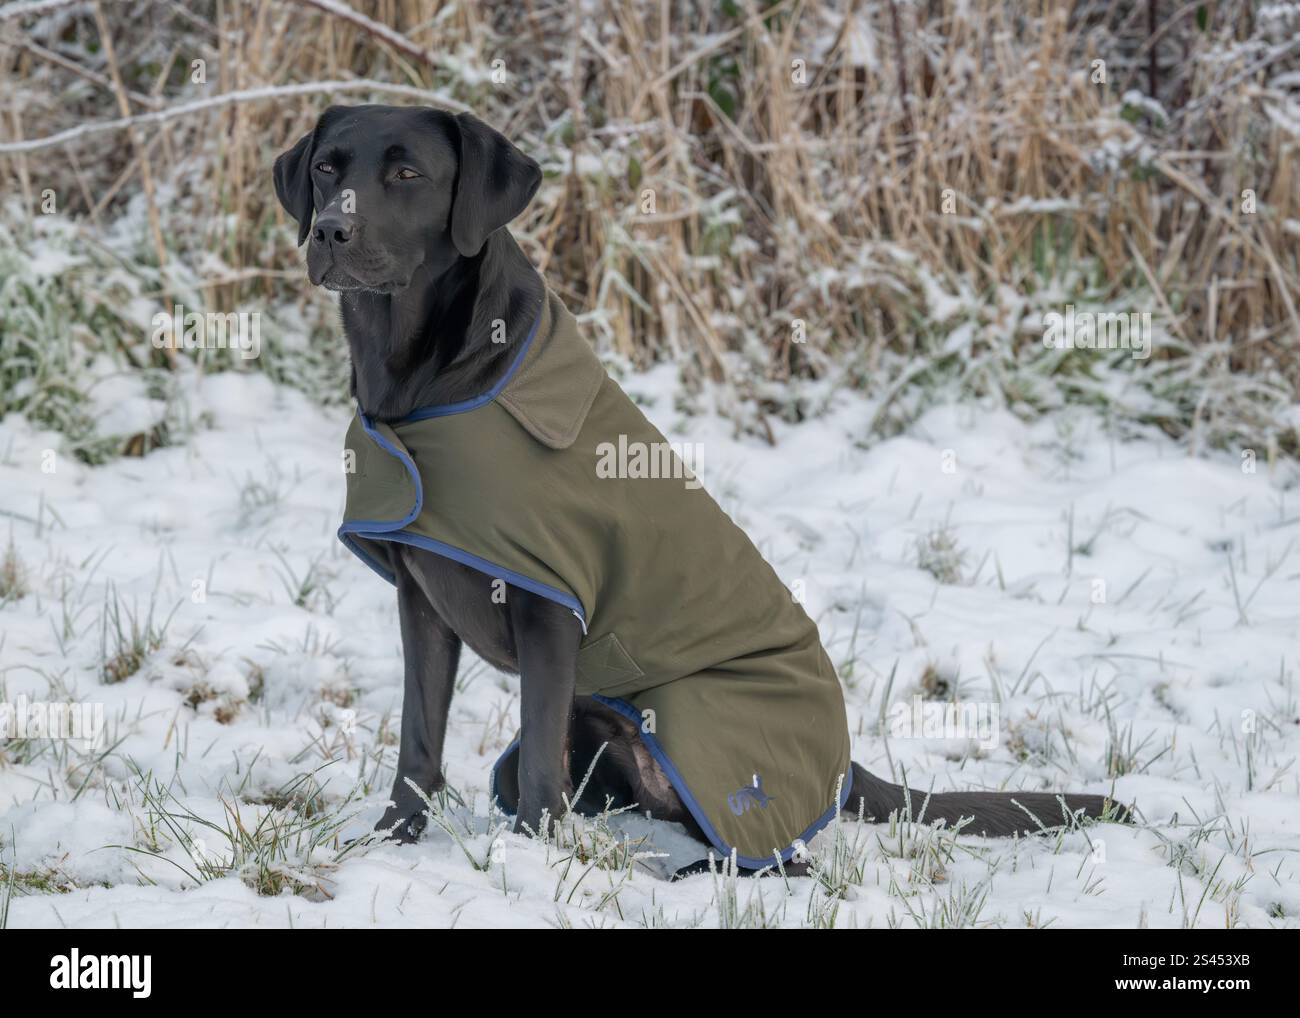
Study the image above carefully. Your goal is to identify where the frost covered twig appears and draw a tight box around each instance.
[0,0,105,21]
[286,0,435,68]
[0,80,467,154]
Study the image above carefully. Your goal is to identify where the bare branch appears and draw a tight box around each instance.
[0,0,90,21]
[0,79,467,154]
[285,0,436,68]
[0,31,164,108]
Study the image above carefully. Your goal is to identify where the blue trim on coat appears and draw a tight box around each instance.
[343,528,587,623]
[339,530,400,584]
[340,412,425,534]
[338,405,588,629]
[394,307,543,423]
[488,697,853,872]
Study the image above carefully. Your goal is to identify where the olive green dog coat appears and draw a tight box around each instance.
[341,291,851,867]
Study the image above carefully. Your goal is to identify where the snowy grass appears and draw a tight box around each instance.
[1,363,1297,928]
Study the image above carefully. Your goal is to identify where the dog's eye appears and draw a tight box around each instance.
[395,168,421,180]
[314,162,335,174]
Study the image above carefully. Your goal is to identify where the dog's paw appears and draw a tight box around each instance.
[376,774,445,844]
[375,806,428,844]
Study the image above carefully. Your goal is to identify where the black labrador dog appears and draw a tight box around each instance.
[274,105,1122,868]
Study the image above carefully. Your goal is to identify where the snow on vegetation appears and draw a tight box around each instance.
[1,363,1298,928]
[1,0,1299,928]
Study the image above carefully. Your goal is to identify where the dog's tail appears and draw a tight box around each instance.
[847,762,1127,837]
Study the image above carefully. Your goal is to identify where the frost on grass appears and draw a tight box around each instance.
[0,366,1297,928]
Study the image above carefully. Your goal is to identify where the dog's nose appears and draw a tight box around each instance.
[312,212,354,246]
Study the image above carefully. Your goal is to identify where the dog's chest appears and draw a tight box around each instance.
[396,544,519,672]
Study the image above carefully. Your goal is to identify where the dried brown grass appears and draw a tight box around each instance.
[0,0,1296,432]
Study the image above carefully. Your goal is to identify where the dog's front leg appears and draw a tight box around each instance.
[510,590,582,838]
[376,556,462,843]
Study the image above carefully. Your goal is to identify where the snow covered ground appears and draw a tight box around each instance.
[2,362,1298,928]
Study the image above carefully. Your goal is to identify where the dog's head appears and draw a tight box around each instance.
[272,104,542,293]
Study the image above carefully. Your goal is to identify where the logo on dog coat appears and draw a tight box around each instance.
[727,774,774,816]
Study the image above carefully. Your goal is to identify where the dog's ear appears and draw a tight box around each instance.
[273,127,317,246]
[449,112,542,257]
